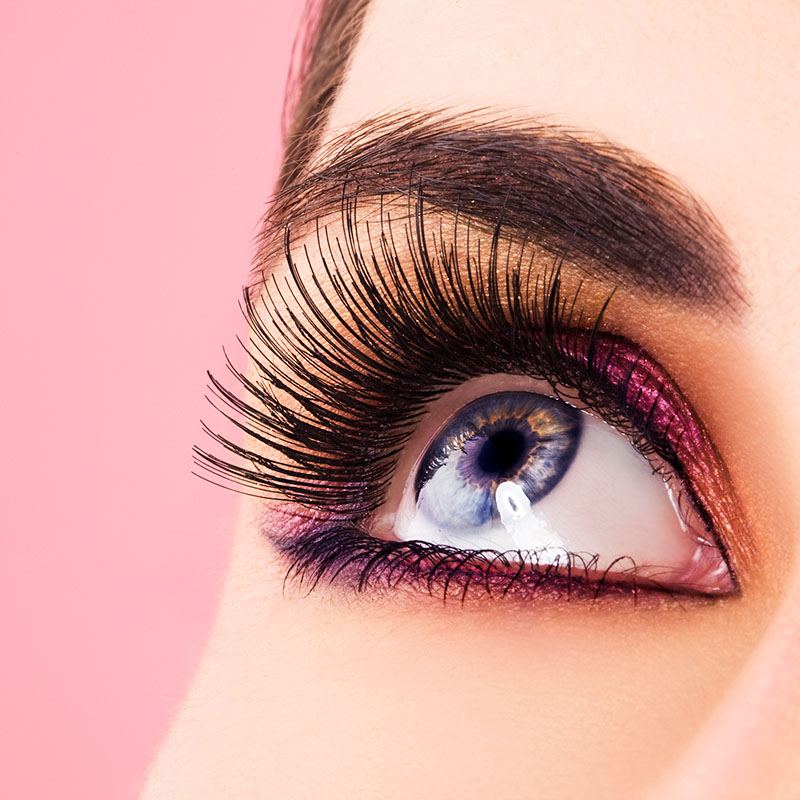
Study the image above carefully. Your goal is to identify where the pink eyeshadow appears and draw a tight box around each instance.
[562,331,740,571]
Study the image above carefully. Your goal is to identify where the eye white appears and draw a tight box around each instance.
[395,406,732,593]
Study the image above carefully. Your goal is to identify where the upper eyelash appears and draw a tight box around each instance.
[195,194,665,515]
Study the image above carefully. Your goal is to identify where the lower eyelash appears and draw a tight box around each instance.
[196,194,739,599]
[276,524,707,606]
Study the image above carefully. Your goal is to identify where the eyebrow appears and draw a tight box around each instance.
[255,111,744,311]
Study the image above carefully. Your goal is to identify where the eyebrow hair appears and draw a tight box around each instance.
[254,111,744,311]
[277,0,370,194]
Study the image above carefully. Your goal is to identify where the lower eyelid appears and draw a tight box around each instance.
[270,521,728,606]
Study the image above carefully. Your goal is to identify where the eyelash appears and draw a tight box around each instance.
[196,195,732,602]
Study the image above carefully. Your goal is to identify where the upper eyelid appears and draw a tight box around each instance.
[252,109,745,315]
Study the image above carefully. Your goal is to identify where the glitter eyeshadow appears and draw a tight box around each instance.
[564,331,740,563]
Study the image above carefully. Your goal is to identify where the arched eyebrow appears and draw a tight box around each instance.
[255,111,744,312]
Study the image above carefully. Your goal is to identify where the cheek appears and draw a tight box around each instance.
[194,515,769,799]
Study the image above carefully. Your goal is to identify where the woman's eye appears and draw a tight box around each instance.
[199,199,745,604]
[393,390,733,594]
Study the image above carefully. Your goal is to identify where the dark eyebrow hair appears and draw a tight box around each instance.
[277,0,370,194]
[254,111,744,311]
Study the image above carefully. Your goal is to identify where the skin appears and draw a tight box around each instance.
[144,1,800,797]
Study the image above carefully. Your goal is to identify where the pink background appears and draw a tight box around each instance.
[1,1,304,796]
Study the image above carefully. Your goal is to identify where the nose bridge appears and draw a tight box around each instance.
[648,568,800,799]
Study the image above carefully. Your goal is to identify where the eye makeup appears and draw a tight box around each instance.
[197,197,744,603]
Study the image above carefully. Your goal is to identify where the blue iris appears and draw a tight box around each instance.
[415,392,582,530]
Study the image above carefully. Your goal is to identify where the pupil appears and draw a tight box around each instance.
[476,429,529,477]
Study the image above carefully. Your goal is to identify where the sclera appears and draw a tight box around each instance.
[393,384,733,593]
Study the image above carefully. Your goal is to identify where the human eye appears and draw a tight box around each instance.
[197,119,748,606]
[387,380,731,598]
[198,219,739,604]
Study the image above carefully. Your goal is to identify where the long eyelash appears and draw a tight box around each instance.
[194,190,730,597]
[196,192,649,510]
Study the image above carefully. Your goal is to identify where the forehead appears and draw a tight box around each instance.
[323,0,800,317]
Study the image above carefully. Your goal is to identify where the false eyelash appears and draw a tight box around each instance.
[194,189,731,600]
[195,191,664,515]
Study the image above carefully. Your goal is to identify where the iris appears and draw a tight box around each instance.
[414,392,582,531]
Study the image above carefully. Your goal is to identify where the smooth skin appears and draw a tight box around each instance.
[144,2,800,797]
